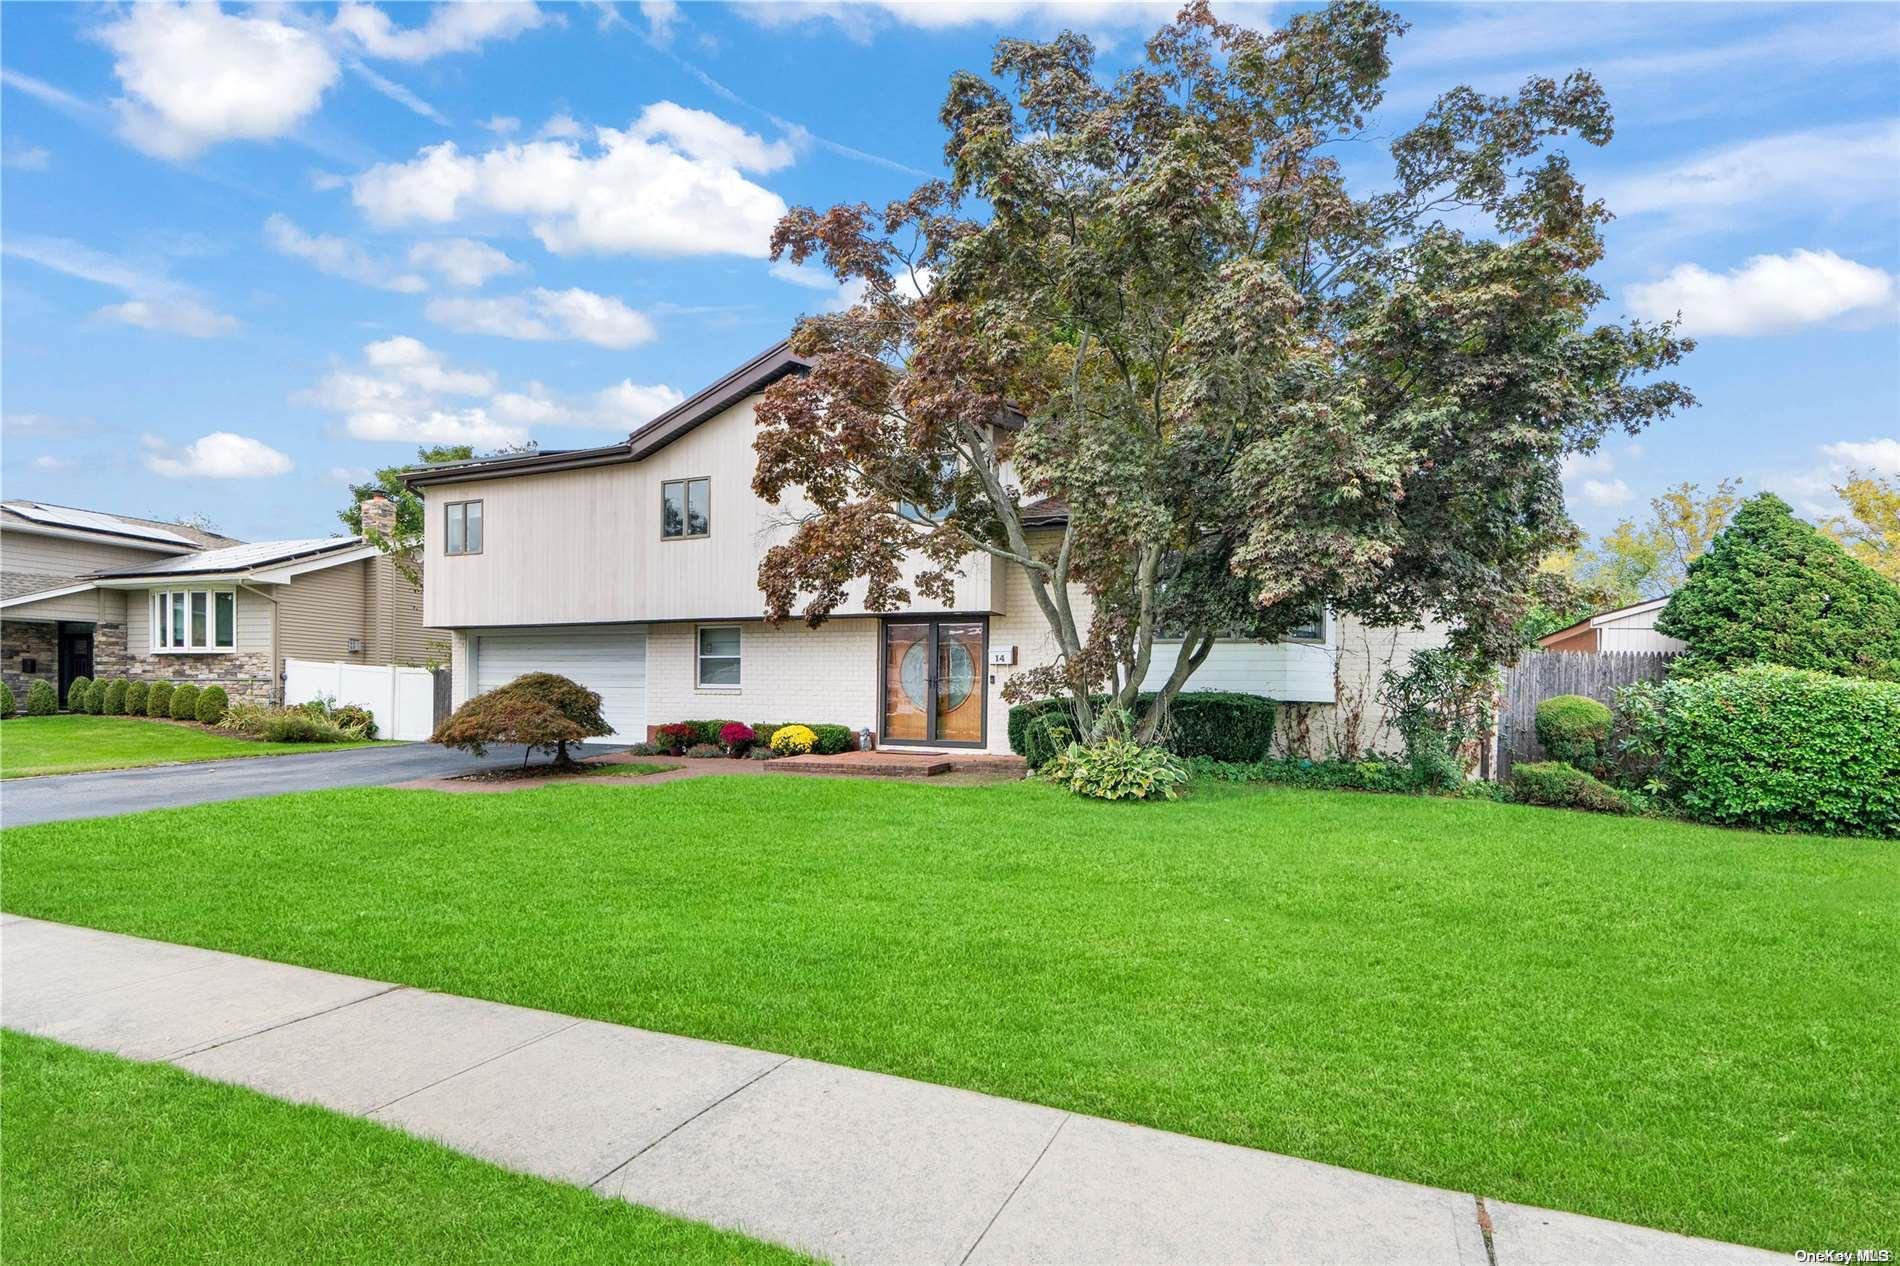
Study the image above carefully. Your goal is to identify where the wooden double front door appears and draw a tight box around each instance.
[881,617,987,747]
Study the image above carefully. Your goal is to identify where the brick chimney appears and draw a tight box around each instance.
[360,491,397,540]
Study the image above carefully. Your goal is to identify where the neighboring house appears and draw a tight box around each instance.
[410,343,1446,756]
[1537,597,1686,655]
[1,496,431,706]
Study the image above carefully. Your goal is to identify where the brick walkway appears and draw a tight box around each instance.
[2,915,1780,1266]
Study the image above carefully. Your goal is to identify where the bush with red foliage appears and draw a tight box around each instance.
[718,722,756,755]
[656,722,699,755]
[431,672,611,768]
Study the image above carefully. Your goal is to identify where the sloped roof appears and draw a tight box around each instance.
[1,572,84,602]
[0,500,240,550]
[89,537,365,578]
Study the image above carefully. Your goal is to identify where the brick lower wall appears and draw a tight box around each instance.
[1,620,57,704]
[645,618,883,740]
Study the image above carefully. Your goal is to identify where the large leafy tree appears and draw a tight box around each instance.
[1657,493,1900,681]
[1820,470,1899,582]
[754,1,1693,739]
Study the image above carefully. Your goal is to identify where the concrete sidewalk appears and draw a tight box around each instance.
[0,916,1782,1266]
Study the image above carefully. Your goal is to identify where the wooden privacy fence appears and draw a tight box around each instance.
[1496,650,1676,776]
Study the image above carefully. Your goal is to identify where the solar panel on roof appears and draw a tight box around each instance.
[8,502,196,546]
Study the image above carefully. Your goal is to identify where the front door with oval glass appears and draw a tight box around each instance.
[882,618,986,747]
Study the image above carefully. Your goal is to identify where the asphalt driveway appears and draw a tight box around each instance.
[0,742,626,828]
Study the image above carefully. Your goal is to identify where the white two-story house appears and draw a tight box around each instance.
[410,343,1443,757]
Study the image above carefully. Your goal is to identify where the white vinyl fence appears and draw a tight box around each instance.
[283,657,436,742]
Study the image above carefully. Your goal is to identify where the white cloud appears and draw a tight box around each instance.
[97,298,238,338]
[294,337,675,444]
[629,100,794,172]
[1605,121,1900,219]
[351,105,789,257]
[328,465,373,486]
[406,237,521,287]
[1823,438,1900,478]
[426,287,657,348]
[308,168,347,191]
[331,2,549,62]
[1580,478,1635,508]
[769,259,837,290]
[144,431,292,478]
[1561,451,1615,481]
[4,412,89,437]
[2,141,50,169]
[739,1,1185,40]
[481,114,521,135]
[33,455,75,472]
[97,3,339,160]
[640,0,679,43]
[1626,250,1897,337]
[363,336,496,394]
[539,113,585,140]
[344,59,447,125]
[265,214,427,293]
[0,67,100,119]
[1766,436,1900,516]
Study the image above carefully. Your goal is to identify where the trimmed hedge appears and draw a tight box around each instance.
[1648,665,1900,837]
[170,682,202,722]
[1009,691,1277,764]
[85,680,107,714]
[1510,761,1628,814]
[146,681,174,718]
[125,681,149,716]
[196,684,230,726]
[103,679,130,716]
[0,681,14,718]
[66,676,92,714]
[1535,694,1611,772]
[26,680,57,716]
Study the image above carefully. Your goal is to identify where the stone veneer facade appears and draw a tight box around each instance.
[1,620,57,704]
[122,650,276,705]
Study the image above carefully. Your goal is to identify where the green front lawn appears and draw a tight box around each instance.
[3,778,1893,1249]
[0,714,378,778]
[1,1031,808,1264]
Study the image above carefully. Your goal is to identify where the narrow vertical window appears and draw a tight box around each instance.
[156,593,169,649]
[191,592,208,647]
[171,591,186,646]
[446,503,465,555]
[214,591,236,648]
[464,500,482,554]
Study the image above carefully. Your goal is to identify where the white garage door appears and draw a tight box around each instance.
[474,626,647,739]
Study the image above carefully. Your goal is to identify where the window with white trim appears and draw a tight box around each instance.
[696,625,741,687]
[153,588,237,652]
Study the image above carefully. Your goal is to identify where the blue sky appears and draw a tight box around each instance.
[2,1,1896,542]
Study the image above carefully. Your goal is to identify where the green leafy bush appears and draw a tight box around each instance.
[330,703,375,737]
[1009,691,1276,764]
[1041,737,1189,801]
[66,676,92,713]
[1640,665,1899,836]
[1535,695,1612,772]
[1510,761,1629,814]
[685,742,724,759]
[1022,710,1076,770]
[1378,649,1494,791]
[26,680,57,716]
[1191,755,1418,793]
[263,711,351,743]
[124,681,148,715]
[808,723,855,755]
[86,679,108,714]
[1657,493,1900,681]
[103,679,129,715]
[0,680,15,718]
[223,702,272,737]
[146,680,174,718]
[196,685,230,726]
[170,682,202,722]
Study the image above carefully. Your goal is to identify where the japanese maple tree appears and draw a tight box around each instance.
[753,0,1693,740]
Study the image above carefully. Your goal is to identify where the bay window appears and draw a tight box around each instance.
[154,588,236,652]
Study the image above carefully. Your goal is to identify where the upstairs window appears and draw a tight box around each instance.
[154,588,236,652]
[662,478,710,539]
[446,500,483,556]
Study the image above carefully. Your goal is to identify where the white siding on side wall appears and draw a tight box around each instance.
[1596,610,1686,654]
[645,618,881,736]
[1139,636,1336,703]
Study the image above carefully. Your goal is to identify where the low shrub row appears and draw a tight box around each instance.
[1009,692,1277,767]
[642,718,857,758]
[55,677,231,725]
